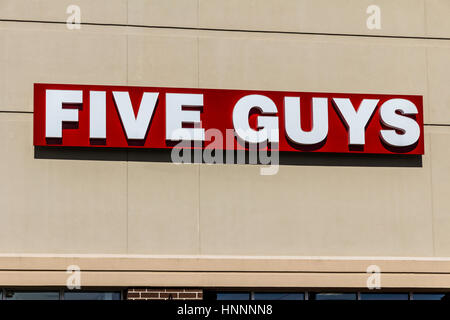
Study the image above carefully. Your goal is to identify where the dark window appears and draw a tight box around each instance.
[5,291,59,300]
[216,292,250,300]
[253,293,304,300]
[310,293,357,300]
[412,293,450,301]
[360,293,409,300]
[64,291,121,300]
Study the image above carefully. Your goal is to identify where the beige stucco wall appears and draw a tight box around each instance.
[0,0,449,287]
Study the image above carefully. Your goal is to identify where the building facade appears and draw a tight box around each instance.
[0,0,449,300]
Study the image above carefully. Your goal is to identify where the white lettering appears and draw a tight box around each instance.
[232,94,279,144]
[112,91,159,140]
[380,99,420,147]
[333,98,379,145]
[166,93,205,141]
[45,89,82,138]
[284,97,328,145]
[89,91,106,139]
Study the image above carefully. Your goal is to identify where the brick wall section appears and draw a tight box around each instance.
[127,288,203,300]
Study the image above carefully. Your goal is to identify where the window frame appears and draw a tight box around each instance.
[0,287,124,300]
[206,290,450,301]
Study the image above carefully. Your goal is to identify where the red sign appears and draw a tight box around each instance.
[33,83,424,155]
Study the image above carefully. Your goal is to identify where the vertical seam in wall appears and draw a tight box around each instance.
[197,0,200,87]
[126,150,129,253]
[423,0,428,36]
[126,5,129,86]
[424,34,435,255]
[197,0,201,255]
[126,0,129,254]
[197,164,201,254]
[196,0,200,89]
[425,47,431,124]
[197,0,200,29]
[197,36,200,88]
[46,155,50,248]
[197,34,200,88]
[428,130,436,257]
[125,0,128,83]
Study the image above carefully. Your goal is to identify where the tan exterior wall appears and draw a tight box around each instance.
[0,0,449,288]
[2,255,450,289]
